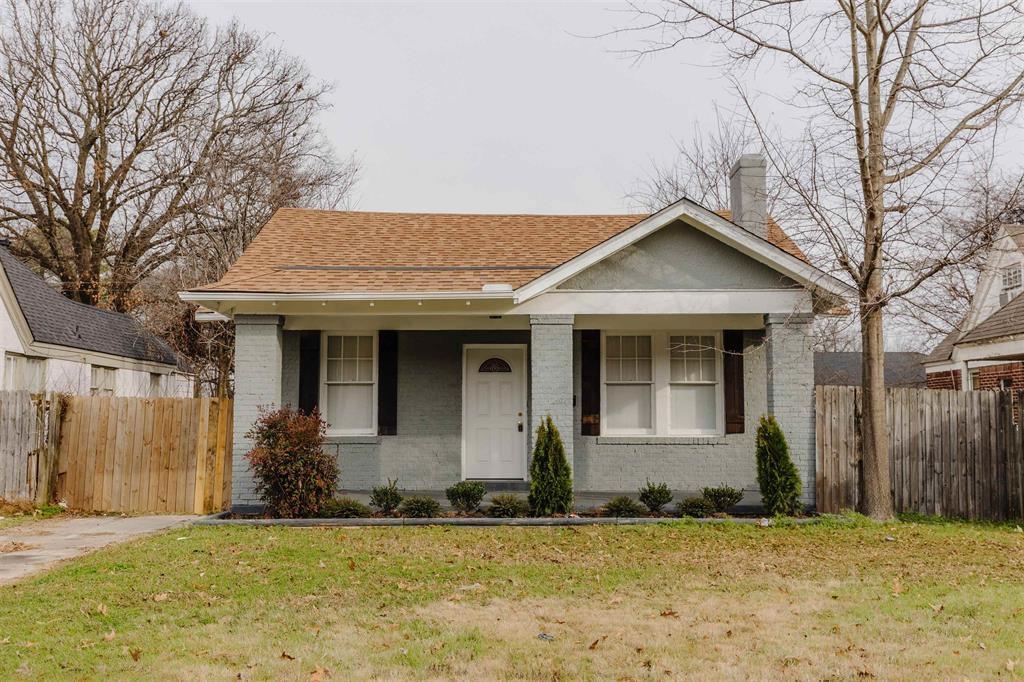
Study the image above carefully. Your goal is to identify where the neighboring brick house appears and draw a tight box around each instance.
[923,224,1024,391]
[0,247,192,397]
[182,155,854,511]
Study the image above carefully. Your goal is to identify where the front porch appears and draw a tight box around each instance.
[230,313,815,508]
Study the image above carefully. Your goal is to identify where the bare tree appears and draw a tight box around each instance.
[629,109,789,219]
[621,0,1024,518]
[0,0,357,311]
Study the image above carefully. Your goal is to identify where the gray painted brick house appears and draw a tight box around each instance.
[183,155,852,510]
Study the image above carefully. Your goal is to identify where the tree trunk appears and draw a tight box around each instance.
[859,301,894,519]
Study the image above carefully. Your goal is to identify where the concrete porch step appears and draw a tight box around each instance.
[465,479,530,493]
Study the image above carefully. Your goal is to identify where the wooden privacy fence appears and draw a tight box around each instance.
[816,386,1024,520]
[0,391,233,515]
[55,396,233,514]
[0,391,61,504]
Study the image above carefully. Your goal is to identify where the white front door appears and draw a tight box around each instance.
[463,345,527,479]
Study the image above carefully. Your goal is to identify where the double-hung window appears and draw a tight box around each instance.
[90,366,116,396]
[604,335,654,434]
[3,354,45,393]
[669,335,719,433]
[322,334,376,435]
[602,331,723,436]
[1002,264,1022,294]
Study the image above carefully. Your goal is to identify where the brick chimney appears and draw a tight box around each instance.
[729,154,767,239]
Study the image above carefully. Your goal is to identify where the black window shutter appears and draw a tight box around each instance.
[580,330,601,436]
[723,330,745,434]
[377,330,398,436]
[298,331,320,415]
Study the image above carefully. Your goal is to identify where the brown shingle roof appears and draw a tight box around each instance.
[959,292,1024,345]
[197,207,809,295]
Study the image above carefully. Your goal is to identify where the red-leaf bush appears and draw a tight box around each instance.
[245,406,338,518]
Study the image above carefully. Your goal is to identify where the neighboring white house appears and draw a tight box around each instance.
[923,224,1024,390]
[0,246,191,397]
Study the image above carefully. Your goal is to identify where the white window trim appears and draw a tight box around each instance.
[600,330,725,437]
[319,331,378,437]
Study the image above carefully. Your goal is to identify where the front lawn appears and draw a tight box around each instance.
[1,518,1022,680]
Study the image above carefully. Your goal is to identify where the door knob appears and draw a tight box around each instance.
[517,422,523,432]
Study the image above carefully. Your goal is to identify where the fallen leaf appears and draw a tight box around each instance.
[589,636,606,650]
[95,603,108,616]
[129,648,141,662]
[891,578,903,596]
[348,558,355,571]
[309,666,331,681]
[281,651,295,661]
[1007,660,1018,673]
[930,603,944,613]
[979,642,987,650]
[660,609,679,618]
[152,593,168,603]
[103,630,116,642]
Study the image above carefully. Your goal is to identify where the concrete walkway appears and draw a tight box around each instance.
[0,515,193,584]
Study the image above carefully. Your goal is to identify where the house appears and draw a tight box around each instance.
[924,224,1024,390]
[182,155,854,510]
[0,247,191,397]
[815,352,926,387]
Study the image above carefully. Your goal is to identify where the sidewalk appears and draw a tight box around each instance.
[0,515,193,584]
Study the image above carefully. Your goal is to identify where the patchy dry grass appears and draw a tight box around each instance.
[0,517,1022,680]
[0,501,63,530]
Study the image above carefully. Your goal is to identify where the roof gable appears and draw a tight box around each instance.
[557,219,799,291]
[0,249,179,366]
[191,202,837,299]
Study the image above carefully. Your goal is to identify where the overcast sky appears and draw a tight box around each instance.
[185,1,781,214]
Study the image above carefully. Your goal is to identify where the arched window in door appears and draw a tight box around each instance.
[478,357,512,373]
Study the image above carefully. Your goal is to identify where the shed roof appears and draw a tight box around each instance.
[0,248,179,367]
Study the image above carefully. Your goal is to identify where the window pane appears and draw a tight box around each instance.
[636,358,652,382]
[327,359,343,382]
[684,358,701,381]
[606,384,652,431]
[670,358,685,382]
[342,359,358,381]
[670,336,684,359]
[327,384,373,431]
[620,359,636,381]
[605,359,620,381]
[621,335,636,358]
[342,337,358,358]
[357,358,373,382]
[671,384,717,431]
[701,358,716,381]
[327,336,343,359]
[606,335,621,358]
[636,335,651,357]
[357,336,373,359]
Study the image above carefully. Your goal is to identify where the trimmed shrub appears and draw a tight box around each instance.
[445,480,487,513]
[755,415,803,516]
[701,486,744,514]
[676,496,715,518]
[487,493,531,518]
[245,407,337,518]
[528,415,573,516]
[369,479,403,513]
[321,497,372,518]
[603,495,646,518]
[638,479,673,513]
[399,496,442,518]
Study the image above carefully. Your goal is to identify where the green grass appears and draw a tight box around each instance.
[1,517,1023,680]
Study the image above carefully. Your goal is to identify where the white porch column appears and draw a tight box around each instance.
[232,314,283,509]
[529,314,575,471]
[764,313,815,507]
